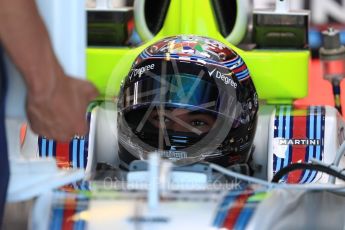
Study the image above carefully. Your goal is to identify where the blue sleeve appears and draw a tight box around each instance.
[0,45,10,227]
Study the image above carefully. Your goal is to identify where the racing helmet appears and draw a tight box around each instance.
[117,35,258,168]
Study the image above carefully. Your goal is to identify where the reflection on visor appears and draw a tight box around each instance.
[123,74,220,112]
[124,107,217,151]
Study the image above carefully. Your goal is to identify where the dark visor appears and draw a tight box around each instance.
[121,59,237,114]
[123,73,220,112]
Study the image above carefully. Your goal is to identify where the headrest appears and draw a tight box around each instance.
[134,0,249,45]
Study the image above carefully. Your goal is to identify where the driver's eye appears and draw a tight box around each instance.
[191,120,207,127]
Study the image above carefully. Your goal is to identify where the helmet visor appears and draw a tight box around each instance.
[121,59,239,115]
[123,73,220,113]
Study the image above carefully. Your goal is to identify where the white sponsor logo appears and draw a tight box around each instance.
[273,137,321,158]
[208,68,217,77]
[159,150,187,160]
[208,69,237,88]
[279,138,321,146]
[130,64,155,79]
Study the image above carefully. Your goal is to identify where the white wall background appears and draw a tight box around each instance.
[5,0,86,119]
[35,0,86,79]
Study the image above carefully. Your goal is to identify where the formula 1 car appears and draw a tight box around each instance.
[18,94,345,230]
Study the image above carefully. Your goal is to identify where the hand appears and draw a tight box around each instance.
[26,73,99,141]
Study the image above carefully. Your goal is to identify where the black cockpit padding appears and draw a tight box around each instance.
[144,0,171,35]
[211,0,237,38]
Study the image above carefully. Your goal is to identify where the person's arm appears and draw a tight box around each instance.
[0,0,99,141]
